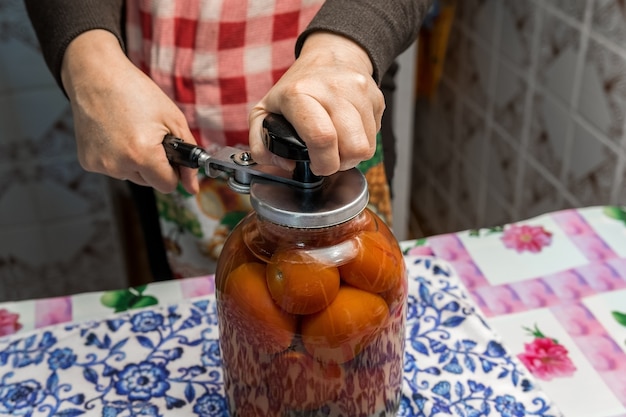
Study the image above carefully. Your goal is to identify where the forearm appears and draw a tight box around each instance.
[23,0,125,91]
[296,0,433,84]
[61,30,130,100]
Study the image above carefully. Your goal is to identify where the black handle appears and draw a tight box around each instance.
[262,113,321,184]
[162,134,203,168]
[162,115,321,186]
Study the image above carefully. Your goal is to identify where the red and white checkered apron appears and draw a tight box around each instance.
[125,0,391,277]
[126,0,324,148]
[124,0,325,277]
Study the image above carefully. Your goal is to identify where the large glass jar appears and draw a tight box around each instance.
[215,199,407,416]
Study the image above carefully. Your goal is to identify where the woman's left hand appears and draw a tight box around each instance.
[248,32,385,176]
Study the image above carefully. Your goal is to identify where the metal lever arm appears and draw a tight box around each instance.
[162,134,322,193]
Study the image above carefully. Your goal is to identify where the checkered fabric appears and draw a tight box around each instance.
[126,0,325,148]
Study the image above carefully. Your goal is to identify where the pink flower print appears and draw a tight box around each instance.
[35,297,72,328]
[518,337,577,381]
[0,308,23,336]
[406,245,435,257]
[501,224,552,253]
[181,276,215,299]
[517,325,576,381]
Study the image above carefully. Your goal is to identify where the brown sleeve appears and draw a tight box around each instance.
[295,0,433,84]
[23,0,125,90]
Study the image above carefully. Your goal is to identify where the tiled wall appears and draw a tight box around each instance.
[0,0,128,301]
[410,0,626,238]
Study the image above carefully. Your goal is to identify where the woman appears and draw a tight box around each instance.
[24,0,431,277]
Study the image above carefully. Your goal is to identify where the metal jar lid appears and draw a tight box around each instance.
[250,167,369,229]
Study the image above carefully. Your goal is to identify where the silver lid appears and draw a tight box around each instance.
[250,167,368,228]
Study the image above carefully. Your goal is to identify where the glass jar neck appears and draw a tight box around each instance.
[242,209,378,264]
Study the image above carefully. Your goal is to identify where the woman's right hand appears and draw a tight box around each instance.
[61,29,199,194]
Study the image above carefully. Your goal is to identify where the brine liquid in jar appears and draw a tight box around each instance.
[215,208,407,417]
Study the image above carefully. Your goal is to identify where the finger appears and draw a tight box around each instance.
[179,166,199,194]
[123,172,149,187]
[140,166,180,194]
[280,103,340,176]
[248,108,270,163]
[138,142,183,194]
[372,88,386,131]
[332,103,377,171]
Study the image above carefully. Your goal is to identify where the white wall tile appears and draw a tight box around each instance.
[493,62,527,140]
[570,121,614,182]
[500,0,536,70]
[579,38,626,144]
[537,11,581,105]
[34,160,109,221]
[529,91,570,179]
[0,39,57,94]
[567,120,619,205]
[591,0,626,45]
[0,0,55,93]
[41,217,127,296]
[0,169,38,227]
[42,217,108,264]
[457,103,487,176]
[457,0,499,47]
[0,89,69,147]
[546,0,588,23]
[0,224,48,268]
[461,39,492,110]
[487,128,519,203]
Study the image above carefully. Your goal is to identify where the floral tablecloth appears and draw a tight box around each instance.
[402,206,626,417]
[1,205,625,416]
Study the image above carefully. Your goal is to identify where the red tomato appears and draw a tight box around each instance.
[266,249,340,315]
[301,286,389,363]
[339,231,401,293]
[221,262,297,354]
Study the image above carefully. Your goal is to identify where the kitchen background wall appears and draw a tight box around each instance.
[0,0,130,301]
[2,0,626,301]
[410,0,626,237]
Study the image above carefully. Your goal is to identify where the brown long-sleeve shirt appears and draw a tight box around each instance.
[24,0,431,88]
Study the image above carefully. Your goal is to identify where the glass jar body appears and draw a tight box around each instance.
[215,208,407,417]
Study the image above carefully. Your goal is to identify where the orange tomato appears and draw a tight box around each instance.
[339,231,401,293]
[301,286,389,363]
[221,262,297,354]
[266,249,341,315]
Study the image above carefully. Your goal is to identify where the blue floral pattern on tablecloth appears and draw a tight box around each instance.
[0,257,562,417]
[400,257,560,417]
